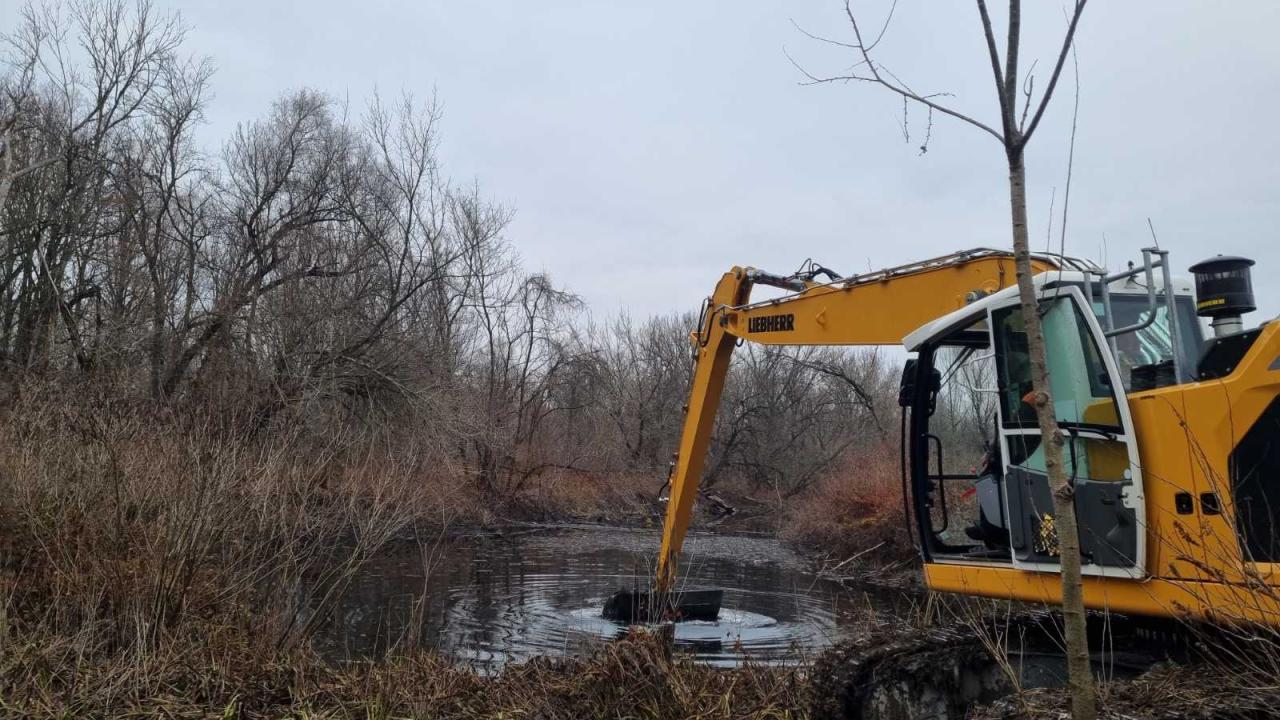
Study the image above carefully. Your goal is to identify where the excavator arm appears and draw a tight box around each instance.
[654,248,1068,592]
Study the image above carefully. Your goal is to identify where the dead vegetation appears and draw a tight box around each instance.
[4,389,1275,719]
[0,628,807,720]
[781,442,915,575]
[0,391,807,719]
[969,662,1275,720]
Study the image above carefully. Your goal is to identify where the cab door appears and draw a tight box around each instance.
[989,286,1146,578]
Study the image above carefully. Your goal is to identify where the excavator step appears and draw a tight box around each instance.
[601,587,723,623]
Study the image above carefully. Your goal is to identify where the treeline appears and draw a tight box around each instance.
[0,0,903,511]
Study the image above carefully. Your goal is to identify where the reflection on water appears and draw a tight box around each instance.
[314,525,904,670]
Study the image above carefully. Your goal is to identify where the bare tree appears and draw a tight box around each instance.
[712,345,885,501]
[592,313,693,469]
[0,0,901,534]
[796,2,1097,716]
[1,0,187,375]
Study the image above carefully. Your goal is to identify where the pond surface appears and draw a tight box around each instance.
[315,525,910,670]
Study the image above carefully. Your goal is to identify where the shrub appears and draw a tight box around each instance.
[782,442,915,567]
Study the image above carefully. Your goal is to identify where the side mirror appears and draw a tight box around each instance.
[898,359,919,407]
[899,359,943,412]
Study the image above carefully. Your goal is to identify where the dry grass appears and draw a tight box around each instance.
[0,388,809,719]
[514,469,661,523]
[32,387,1279,720]
[969,662,1276,720]
[0,386,450,650]
[781,443,914,570]
[0,624,807,719]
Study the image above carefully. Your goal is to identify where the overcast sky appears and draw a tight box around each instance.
[9,1,1277,323]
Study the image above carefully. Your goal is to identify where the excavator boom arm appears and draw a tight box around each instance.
[655,248,1066,591]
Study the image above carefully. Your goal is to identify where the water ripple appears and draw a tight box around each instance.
[316,526,895,670]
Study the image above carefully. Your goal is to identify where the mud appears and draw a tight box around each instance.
[808,612,1176,720]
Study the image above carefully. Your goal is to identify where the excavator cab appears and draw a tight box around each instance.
[901,281,1177,577]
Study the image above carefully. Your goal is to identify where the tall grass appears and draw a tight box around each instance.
[0,384,439,714]
[0,386,809,718]
[0,627,806,719]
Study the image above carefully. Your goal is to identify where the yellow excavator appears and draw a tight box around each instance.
[616,247,1280,627]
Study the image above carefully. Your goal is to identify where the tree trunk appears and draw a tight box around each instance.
[1006,151,1097,720]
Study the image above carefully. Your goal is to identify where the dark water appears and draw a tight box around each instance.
[315,525,908,670]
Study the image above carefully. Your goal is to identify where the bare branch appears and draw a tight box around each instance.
[864,0,900,52]
[1018,58,1038,130]
[974,0,1012,137]
[1057,41,1080,257]
[789,1,1004,142]
[788,19,860,50]
[1021,0,1089,144]
[1004,0,1021,130]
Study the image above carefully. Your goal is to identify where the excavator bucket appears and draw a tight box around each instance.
[601,587,723,623]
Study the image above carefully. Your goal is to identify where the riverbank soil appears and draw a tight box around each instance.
[968,662,1276,720]
[804,607,1280,720]
[807,624,1013,719]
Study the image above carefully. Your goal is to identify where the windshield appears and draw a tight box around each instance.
[995,296,1118,432]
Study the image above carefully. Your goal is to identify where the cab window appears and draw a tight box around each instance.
[992,297,1119,433]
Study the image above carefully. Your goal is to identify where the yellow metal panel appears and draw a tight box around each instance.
[719,256,1052,346]
[925,562,1280,626]
[655,270,748,592]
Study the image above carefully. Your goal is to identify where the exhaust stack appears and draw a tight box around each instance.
[1189,255,1256,338]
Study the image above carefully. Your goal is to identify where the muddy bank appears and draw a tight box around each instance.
[969,663,1275,720]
